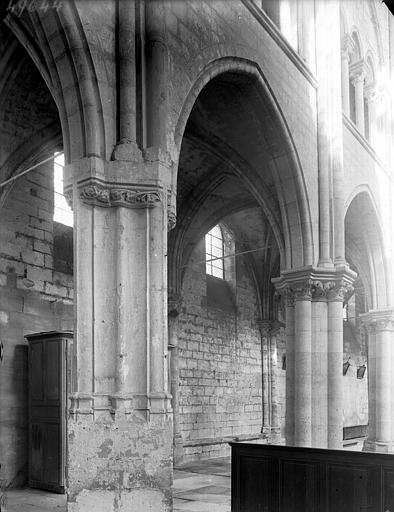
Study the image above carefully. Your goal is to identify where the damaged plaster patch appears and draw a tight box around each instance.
[97,438,114,458]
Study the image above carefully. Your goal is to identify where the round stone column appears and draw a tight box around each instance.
[363,310,394,453]
[327,284,346,449]
[274,270,355,449]
[283,289,295,446]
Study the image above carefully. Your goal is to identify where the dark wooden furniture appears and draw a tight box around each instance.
[231,442,394,512]
[26,331,74,493]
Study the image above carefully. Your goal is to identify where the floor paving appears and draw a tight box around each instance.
[5,456,231,512]
[173,457,231,512]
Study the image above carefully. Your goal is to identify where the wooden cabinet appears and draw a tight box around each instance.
[26,331,74,494]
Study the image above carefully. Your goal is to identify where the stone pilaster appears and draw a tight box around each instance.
[258,320,272,435]
[362,310,394,453]
[64,148,175,512]
[273,267,355,448]
[257,320,281,442]
[168,294,183,464]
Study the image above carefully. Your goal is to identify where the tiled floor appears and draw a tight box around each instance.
[173,457,231,512]
[5,457,231,512]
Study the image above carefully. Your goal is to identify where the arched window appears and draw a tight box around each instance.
[205,225,224,279]
[53,152,73,274]
[53,152,73,227]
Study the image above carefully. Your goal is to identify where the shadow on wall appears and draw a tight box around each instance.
[4,344,28,488]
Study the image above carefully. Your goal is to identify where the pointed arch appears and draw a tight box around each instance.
[173,57,314,274]
[5,4,106,164]
[345,186,390,310]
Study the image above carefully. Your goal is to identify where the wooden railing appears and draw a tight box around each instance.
[231,442,394,511]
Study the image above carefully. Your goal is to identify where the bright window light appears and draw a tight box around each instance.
[53,152,73,227]
[205,225,224,279]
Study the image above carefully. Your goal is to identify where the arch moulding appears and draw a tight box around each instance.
[173,56,314,270]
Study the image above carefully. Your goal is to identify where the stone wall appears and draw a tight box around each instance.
[0,161,73,487]
[177,238,268,461]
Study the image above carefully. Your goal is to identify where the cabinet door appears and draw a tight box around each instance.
[29,338,64,493]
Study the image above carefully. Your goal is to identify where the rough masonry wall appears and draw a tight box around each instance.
[0,162,73,487]
[177,239,265,461]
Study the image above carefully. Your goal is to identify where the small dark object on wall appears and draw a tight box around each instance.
[357,363,367,379]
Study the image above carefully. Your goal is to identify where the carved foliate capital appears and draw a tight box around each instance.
[360,309,394,333]
[293,279,313,301]
[272,267,356,304]
[168,211,176,231]
[167,189,177,231]
[257,319,273,337]
[168,294,183,317]
[350,59,367,84]
[341,34,355,60]
[78,179,162,208]
[326,280,354,302]
[64,189,73,210]
[281,285,295,308]
[364,82,378,103]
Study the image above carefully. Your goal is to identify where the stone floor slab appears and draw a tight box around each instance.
[6,456,232,512]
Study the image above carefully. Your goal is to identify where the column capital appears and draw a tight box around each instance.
[364,81,378,103]
[349,59,367,84]
[272,266,356,303]
[360,309,394,331]
[77,177,163,209]
[341,34,355,60]
[168,293,183,317]
[64,151,177,229]
[257,319,274,336]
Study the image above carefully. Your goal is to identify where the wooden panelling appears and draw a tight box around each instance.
[231,443,394,512]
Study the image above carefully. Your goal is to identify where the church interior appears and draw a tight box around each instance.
[0,0,394,511]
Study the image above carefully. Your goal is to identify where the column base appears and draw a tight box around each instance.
[67,413,173,512]
[261,427,284,444]
[363,439,394,453]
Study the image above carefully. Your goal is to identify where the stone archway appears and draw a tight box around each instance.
[345,190,394,453]
[168,66,314,462]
